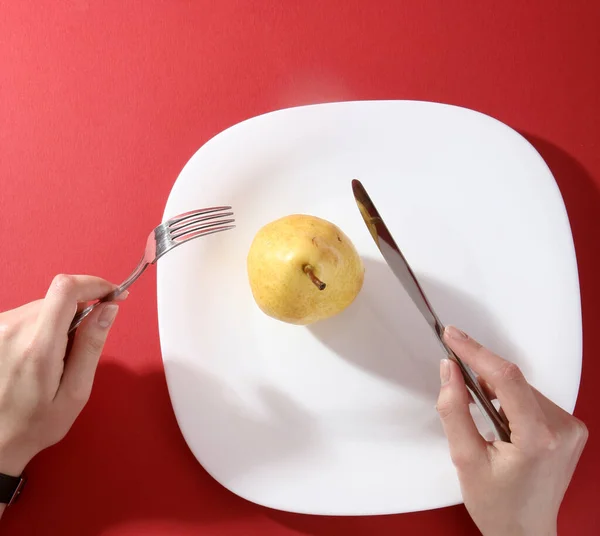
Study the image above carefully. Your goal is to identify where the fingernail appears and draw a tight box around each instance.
[440,359,451,385]
[445,326,468,340]
[98,304,119,328]
[115,289,129,301]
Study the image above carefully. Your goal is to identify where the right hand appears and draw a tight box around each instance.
[436,326,588,536]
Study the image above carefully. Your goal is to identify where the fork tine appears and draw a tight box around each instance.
[169,218,236,240]
[167,206,232,227]
[170,223,236,245]
[169,211,234,232]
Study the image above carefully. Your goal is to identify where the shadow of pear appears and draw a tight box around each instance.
[308,257,525,402]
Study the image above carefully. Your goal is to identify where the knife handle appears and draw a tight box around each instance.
[448,350,512,442]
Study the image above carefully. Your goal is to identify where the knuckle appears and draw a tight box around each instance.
[52,274,75,294]
[449,450,473,471]
[571,418,589,446]
[83,335,105,354]
[496,361,525,383]
[0,322,16,343]
[457,338,484,362]
[469,340,485,355]
[436,399,455,420]
[533,425,560,453]
[468,340,489,363]
[22,337,44,362]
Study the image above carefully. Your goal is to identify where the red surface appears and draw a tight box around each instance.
[1,2,599,535]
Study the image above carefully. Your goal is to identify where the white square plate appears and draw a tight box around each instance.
[157,101,581,515]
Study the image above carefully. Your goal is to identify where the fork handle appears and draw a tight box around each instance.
[67,256,149,334]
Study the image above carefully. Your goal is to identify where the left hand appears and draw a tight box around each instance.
[0,274,126,476]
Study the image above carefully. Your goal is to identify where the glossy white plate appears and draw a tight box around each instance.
[157,101,581,515]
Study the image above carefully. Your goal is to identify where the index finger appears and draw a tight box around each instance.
[444,326,547,445]
[37,274,118,337]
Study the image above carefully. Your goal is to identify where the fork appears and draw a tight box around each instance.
[68,206,235,334]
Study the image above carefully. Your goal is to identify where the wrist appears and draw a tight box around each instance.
[483,520,557,536]
[0,444,33,477]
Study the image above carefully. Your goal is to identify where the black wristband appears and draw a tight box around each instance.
[0,473,26,505]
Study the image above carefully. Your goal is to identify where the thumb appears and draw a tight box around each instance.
[437,358,487,471]
[56,303,119,409]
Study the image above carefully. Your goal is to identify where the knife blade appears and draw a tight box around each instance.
[352,179,511,442]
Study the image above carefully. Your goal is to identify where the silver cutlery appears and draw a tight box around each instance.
[68,206,235,334]
[352,179,511,442]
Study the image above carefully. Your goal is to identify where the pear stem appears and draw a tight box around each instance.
[303,265,326,290]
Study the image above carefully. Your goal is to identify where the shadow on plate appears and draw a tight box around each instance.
[309,258,523,402]
[163,360,322,484]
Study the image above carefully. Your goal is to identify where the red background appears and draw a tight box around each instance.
[1,1,599,535]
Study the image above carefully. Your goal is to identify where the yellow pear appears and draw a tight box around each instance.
[247,214,364,325]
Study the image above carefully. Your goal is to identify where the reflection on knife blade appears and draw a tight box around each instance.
[355,198,380,245]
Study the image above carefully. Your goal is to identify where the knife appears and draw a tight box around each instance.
[352,179,511,442]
